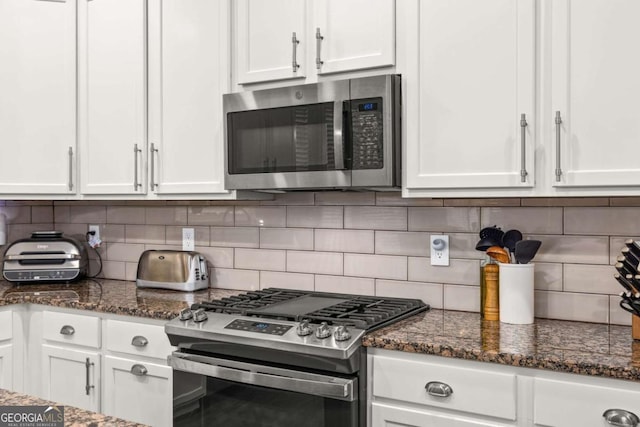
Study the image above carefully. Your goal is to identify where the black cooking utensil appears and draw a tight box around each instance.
[514,240,541,264]
[502,229,523,261]
[475,226,504,251]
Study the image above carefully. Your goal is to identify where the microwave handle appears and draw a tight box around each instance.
[334,101,350,171]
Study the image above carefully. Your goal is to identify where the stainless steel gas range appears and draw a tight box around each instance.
[165,288,429,427]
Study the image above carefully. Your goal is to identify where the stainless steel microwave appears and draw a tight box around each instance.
[223,75,401,191]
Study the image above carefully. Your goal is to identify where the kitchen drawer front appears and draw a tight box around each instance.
[42,311,100,349]
[372,354,517,421]
[534,377,640,427]
[105,320,173,360]
[0,311,12,341]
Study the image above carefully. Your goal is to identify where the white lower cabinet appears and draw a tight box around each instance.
[372,402,506,427]
[41,344,100,411]
[0,344,13,390]
[103,356,172,427]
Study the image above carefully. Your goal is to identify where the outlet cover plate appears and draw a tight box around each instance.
[182,228,195,251]
[430,234,449,266]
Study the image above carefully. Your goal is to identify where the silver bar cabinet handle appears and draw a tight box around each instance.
[59,325,75,336]
[520,113,528,183]
[291,32,300,72]
[150,143,159,191]
[68,146,73,191]
[315,27,323,69]
[603,409,640,427]
[555,111,562,182]
[130,364,148,377]
[85,357,95,395]
[131,335,148,347]
[425,381,453,398]
[133,144,142,191]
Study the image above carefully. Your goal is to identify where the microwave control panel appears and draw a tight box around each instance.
[350,97,383,170]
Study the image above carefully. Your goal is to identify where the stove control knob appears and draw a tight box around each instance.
[296,319,313,337]
[192,308,208,323]
[179,308,193,321]
[315,322,332,339]
[333,325,351,342]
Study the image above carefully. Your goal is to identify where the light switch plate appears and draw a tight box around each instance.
[430,234,449,266]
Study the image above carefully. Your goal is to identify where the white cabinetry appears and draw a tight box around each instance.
[0,0,77,196]
[372,402,506,427]
[0,310,13,390]
[147,0,229,196]
[405,0,535,195]
[232,0,395,85]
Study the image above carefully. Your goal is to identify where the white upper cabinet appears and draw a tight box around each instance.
[0,0,77,195]
[549,0,640,191]
[232,0,395,86]
[147,0,229,195]
[405,0,536,195]
[78,0,147,195]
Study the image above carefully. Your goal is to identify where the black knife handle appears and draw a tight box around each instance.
[625,239,640,260]
[622,247,640,268]
[616,262,636,279]
[615,273,634,293]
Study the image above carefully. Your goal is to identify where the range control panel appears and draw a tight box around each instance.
[224,319,293,336]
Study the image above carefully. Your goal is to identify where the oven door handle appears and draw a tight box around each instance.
[169,352,357,402]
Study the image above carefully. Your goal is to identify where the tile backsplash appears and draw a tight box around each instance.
[2,194,640,326]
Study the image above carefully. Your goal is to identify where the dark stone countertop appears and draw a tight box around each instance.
[363,308,640,382]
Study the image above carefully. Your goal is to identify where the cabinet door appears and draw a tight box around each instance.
[0,344,12,391]
[147,0,229,195]
[406,0,535,191]
[372,402,506,427]
[103,356,172,427]
[78,0,147,195]
[234,0,307,84]
[0,0,77,195]
[314,0,395,75]
[550,0,640,189]
[41,344,100,412]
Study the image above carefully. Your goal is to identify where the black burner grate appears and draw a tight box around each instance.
[191,288,429,331]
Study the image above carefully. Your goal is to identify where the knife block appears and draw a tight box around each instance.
[633,315,640,340]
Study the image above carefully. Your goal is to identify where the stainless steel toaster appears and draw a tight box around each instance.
[136,250,209,292]
[2,231,89,283]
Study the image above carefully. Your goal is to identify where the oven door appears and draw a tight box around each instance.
[170,351,359,427]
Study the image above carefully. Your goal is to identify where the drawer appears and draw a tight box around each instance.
[372,354,517,421]
[534,377,640,427]
[0,311,12,341]
[42,311,101,348]
[105,320,173,360]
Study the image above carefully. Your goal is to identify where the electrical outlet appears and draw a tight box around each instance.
[182,228,195,251]
[430,234,449,266]
[89,225,100,241]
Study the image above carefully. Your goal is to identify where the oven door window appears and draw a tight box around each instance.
[227,102,339,174]
[173,370,358,427]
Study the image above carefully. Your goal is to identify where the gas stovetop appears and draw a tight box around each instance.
[165,288,429,359]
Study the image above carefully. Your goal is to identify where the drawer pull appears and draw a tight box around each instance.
[603,409,640,427]
[425,381,453,398]
[59,325,75,336]
[131,335,149,347]
[130,364,148,377]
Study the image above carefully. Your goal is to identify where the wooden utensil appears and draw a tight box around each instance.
[486,246,510,264]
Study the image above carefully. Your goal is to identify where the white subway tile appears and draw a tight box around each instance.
[125,262,137,281]
[71,206,108,224]
[564,264,620,295]
[344,206,407,230]
[103,224,125,243]
[260,192,315,205]
[408,257,480,286]
[260,271,314,291]
[210,227,259,248]
[287,206,343,228]
[107,206,144,224]
[235,248,286,271]
[449,233,486,260]
[565,207,640,236]
[32,206,54,223]
[481,207,563,234]
[609,296,632,326]
[610,236,640,265]
[534,263,563,291]
[444,285,480,312]
[534,291,609,323]
[53,224,87,240]
[1,207,31,224]
[316,192,375,205]
[146,207,188,225]
[196,247,234,269]
[344,254,407,280]
[210,268,259,290]
[125,225,165,244]
[375,231,430,256]
[376,280,443,309]
[408,207,480,233]
[376,192,443,207]
[7,224,53,243]
[236,206,286,227]
[188,206,234,226]
[105,243,145,262]
[314,229,374,253]
[101,261,126,280]
[316,275,375,295]
[528,235,609,265]
[144,244,182,251]
[287,251,343,275]
[166,226,210,246]
[54,206,70,223]
[260,228,313,250]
